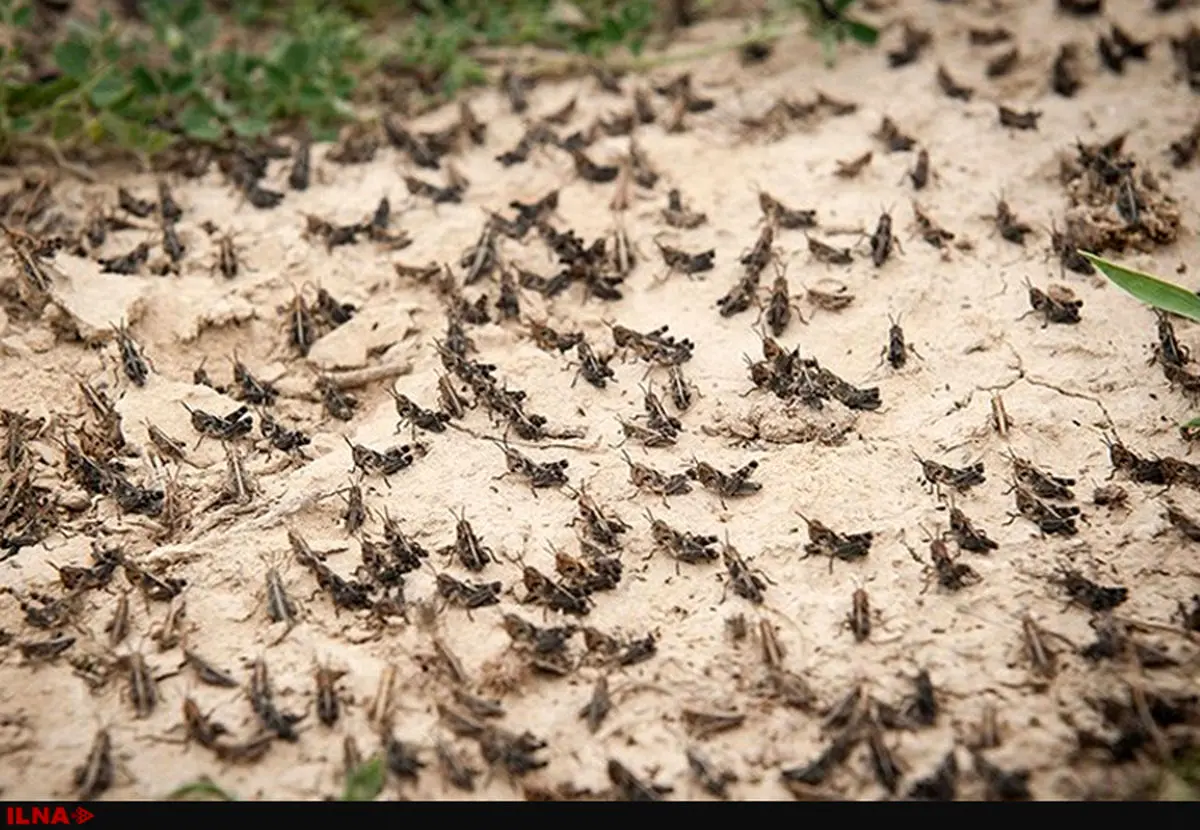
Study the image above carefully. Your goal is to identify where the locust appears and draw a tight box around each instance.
[797,512,873,572]
[687,459,761,507]
[721,536,768,604]
[441,509,493,572]
[436,573,502,610]
[621,450,692,501]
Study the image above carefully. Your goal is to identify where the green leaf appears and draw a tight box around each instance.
[175,0,206,30]
[101,38,123,64]
[89,70,129,109]
[843,19,879,46]
[1082,251,1200,323]
[296,80,327,110]
[167,777,236,801]
[130,66,162,96]
[264,64,292,93]
[279,41,312,75]
[12,5,32,28]
[163,70,196,95]
[179,104,222,141]
[341,754,385,802]
[5,76,78,114]
[97,109,128,142]
[231,116,269,138]
[109,93,152,124]
[53,39,91,80]
[330,74,355,99]
[205,95,236,120]
[169,42,195,67]
[135,126,173,155]
[311,123,338,143]
[50,109,83,142]
[600,19,621,45]
[444,58,484,95]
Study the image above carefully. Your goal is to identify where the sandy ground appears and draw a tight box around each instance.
[1,0,1199,802]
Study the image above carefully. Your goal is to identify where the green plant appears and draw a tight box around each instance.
[341,753,385,801]
[561,1,656,58]
[0,0,368,158]
[166,776,236,801]
[386,1,659,97]
[1163,747,1200,800]
[788,0,878,67]
[0,0,878,164]
[1083,251,1200,323]
[1085,250,1200,438]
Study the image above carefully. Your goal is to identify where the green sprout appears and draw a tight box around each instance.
[166,776,236,801]
[791,0,879,67]
[1085,250,1200,440]
[1083,251,1200,323]
[341,753,386,801]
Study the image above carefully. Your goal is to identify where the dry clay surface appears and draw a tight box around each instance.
[1,0,1200,802]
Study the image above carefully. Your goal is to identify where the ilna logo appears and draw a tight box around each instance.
[5,807,93,825]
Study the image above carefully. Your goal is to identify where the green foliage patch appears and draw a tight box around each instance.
[0,0,879,162]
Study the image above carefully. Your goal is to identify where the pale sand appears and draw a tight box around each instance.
[0,1,1198,801]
